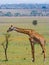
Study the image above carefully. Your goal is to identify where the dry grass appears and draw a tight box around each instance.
[0,17,49,65]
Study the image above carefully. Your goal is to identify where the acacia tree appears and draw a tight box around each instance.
[2,33,10,61]
[32,20,37,26]
[4,12,13,16]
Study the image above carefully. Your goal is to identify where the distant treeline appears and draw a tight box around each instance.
[0,10,49,17]
[0,4,49,16]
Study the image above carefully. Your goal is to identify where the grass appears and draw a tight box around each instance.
[0,16,49,65]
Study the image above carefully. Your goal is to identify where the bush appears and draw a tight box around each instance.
[32,20,37,25]
[4,12,13,16]
[14,13,20,16]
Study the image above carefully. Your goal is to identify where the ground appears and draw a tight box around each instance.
[0,16,49,65]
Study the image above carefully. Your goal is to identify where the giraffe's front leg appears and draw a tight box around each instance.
[29,38,35,62]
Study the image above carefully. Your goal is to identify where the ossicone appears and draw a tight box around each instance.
[11,25,13,27]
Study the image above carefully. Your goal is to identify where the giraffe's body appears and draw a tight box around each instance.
[7,25,46,62]
[14,27,45,44]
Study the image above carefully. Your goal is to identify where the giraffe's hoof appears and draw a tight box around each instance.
[44,58,46,62]
[32,58,35,62]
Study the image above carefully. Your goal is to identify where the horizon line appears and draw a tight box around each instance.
[0,3,49,5]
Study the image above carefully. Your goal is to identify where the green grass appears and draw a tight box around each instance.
[0,17,49,65]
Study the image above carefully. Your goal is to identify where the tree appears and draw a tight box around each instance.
[31,10,37,16]
[1,33,11,61]
[4,12,13,16]
[0,11,4,16]
[14,13,20,16]
[32,20,37,25]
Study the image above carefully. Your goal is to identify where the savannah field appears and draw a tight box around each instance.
[0,16,49,65]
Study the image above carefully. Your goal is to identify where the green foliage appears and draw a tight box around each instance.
[32,20,37,25]
[4,12,13,16]
[31,10,37,16]
[14,13,20,16]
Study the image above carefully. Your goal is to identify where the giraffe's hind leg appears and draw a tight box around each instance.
[40,41,46,61]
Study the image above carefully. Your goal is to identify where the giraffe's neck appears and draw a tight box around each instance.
[14,27,30,35]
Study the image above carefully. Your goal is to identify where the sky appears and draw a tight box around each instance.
[0,0,49,4]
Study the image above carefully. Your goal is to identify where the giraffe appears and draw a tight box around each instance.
[7,25,46,62]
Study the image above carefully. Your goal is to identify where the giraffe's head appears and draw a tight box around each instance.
[7,25,14,32]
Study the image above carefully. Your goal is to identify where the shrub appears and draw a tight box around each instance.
[32,20,37,25]
[4,12,13,16]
